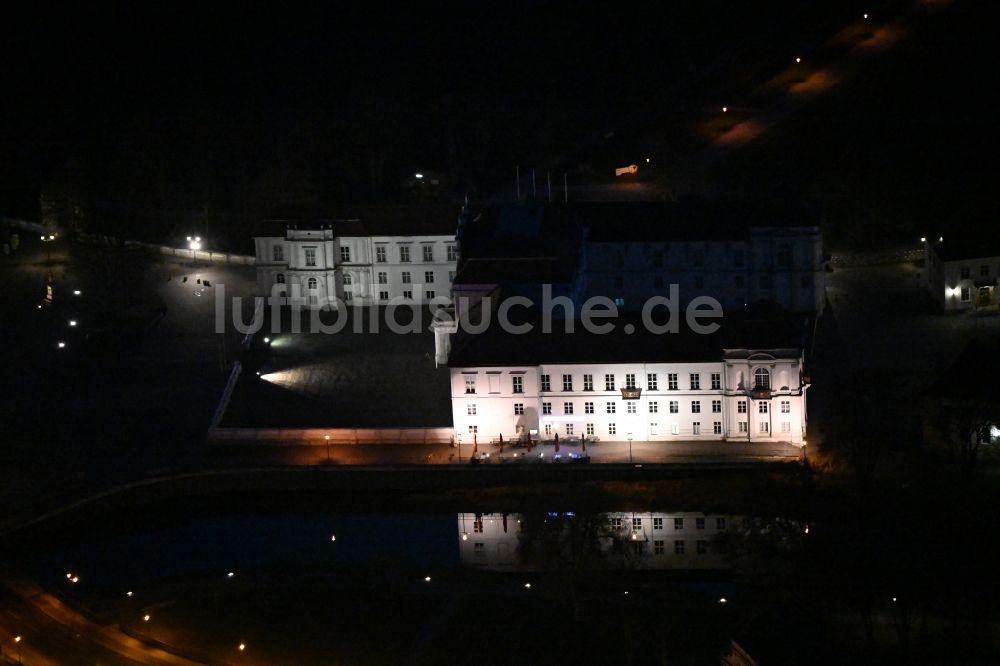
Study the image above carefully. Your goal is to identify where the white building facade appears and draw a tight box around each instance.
[254,222,459,308]
[938,255,999,311]
[450,349,808,445]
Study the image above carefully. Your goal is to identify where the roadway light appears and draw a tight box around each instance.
[424,576,432,582]
[415,173,424,179]
[938,236,943,242]
[57,342,66,349]
[719,597,727,604]
[795,57,801,63]
[143,614,151,622]
[920,237,926,242]
[69,320,77,327]
[263,337,271,344]
[127,591,133,597]
[524,583,532,589]
[722,106,728,113]
[863,13,869,19]
[645,157,650,163]
[330,534,337,542]
[227,571,235,578]
[73,290,81,296]
[239,643,246,652]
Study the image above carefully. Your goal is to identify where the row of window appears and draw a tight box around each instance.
[608,273,815,290]
[614,516,726,531]
[605,245,800,270]
[467,370,773,394]
[468,420,793,437]
[377,270,454,284]
[959,265,993,280]
[371,244,459,263]
[494,398,791,415]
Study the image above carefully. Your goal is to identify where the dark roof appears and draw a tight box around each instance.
[933,237,1000,263]
[448,312,809,367]
[258,204,461,238]
[454,257,576,286]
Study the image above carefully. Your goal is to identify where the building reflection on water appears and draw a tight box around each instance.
[457,512,769,571]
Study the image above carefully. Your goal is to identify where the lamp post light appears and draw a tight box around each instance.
[14,635,23,664]
[324,435,331,463]
[628,433,633,464]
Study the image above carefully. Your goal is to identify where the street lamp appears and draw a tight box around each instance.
[14,635,22,664]
[627,433,633,464]
[186,236,202,251]
[324,434,331,463]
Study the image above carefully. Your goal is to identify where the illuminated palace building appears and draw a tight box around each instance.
[456,512,794,572]
[253,205,460,307]
[447,319,810,446]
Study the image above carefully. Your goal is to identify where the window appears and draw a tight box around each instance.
[542,402,552,415]
[447,245,458,261]
[611,517,622,530]
[782,421,791,433]
[401,271,411,284]
[379,290,389,300]
[276,273,285,284]
[760,421,770,433]
[674,518,684,529]
[514,403,524,415]
[586,423,594,436]
[608,423,617,435]
[647,373,658,390]
[696,517,705,530]
[738,421,748,433]
[544,423,552,436]
[448,271,455,282]
[777,244,792,268]
[344,291,353,302]
[307,277,318,290]
[734,249,745,267]
[540,374,551,392]
[627,402,636,414]
[425,290,435,299]
[654,540,665,555]
[584,402,594,414]
[649,401,658,413]
[671,424,680,435]
[465,376,476,394]
[625,373,636,389]
[376,246,387,263]
[614,297,625,307]
[605,374,615,391]
[696,540,708,555]
[961,287,971,302]
[467,404,477,415]
[399,246,410,263]
[272,245,284,262]
[304,248,317,267]
[512,376,523,393]
[424,271,435,283]
[759,401,769,414]
[566,423,574,436]
[690,374,700,390]
[712,400,721,413]
[607,402,616,414]
[693,422,701,435]
[692,250,704,267]
[713,421,722,434]
[981,264,990,277]
[343,274,352,285]
[737,400,747,413]
[734,275,745,288]
[669,401,678,414]
[716,518,726,530]
[674,540,686,554]
[781,400,790,413]
[562,374,573,391]
[564,402,574,415]
[474,519,483,533]
[652,250,664,268]
[583,374,594,391]
[423,245,434,262]
[340,246,351,262]
[667,374,678,390]
[759,275,771,289]
[474,542,485,557]
[377,271,388,284]
[961,267,970,279]
[650,422,658,434]
[691,401,701,413]
[468,425,478,434]
[632,517,642,531]
[754,368,770,389]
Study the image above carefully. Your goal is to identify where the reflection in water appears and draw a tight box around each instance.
[458,512,769,571]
